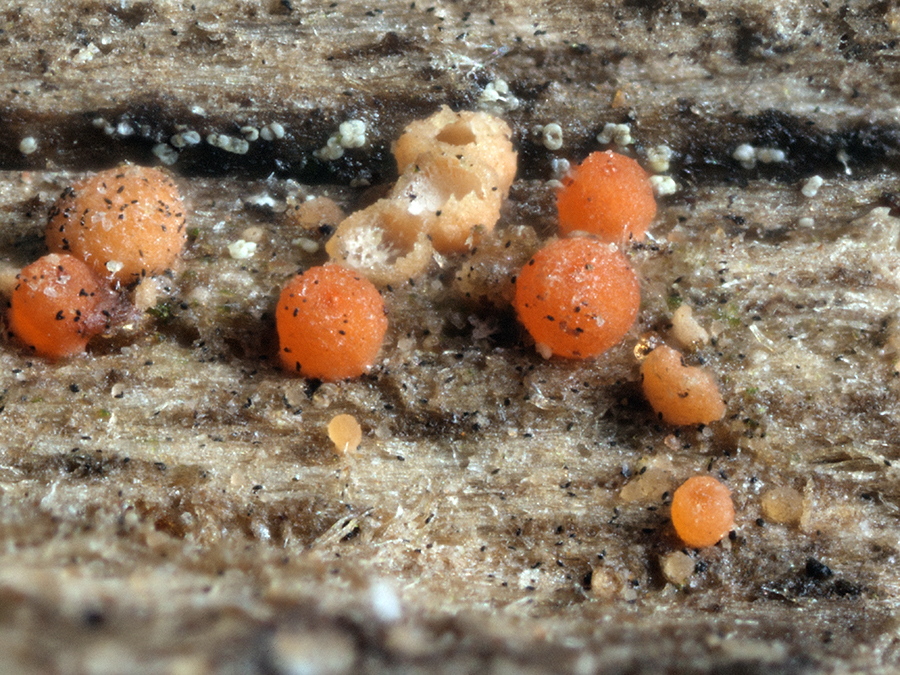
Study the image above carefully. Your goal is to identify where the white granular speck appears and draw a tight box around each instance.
[478,79,520,113]
[596,123,633,147]
[260,122,286,141]
[338,120,367,148]
[550,157,571,179]
[798,217,815,227]
[247,193,276,208]
[369,580,402,623]
[152,143,179,165]
[116,121,134,137]
[181,131,201,145]
[241,126,259,141]
[191,106,207,117]
[757,147,786,164]
[227,240,257,260]
[647,145,673,173]
[541,123,564,151]
[18,137,38,155]
[649,175,678,196]
[801,175,823,198]
[106,260,124,274]
[293,237,319,253]
[732,143,756,169]
[314,136,345,161]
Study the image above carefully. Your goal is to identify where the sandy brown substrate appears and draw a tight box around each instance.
[1,1,900,673]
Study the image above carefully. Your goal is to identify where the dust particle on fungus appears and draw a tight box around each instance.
[45,164,188,285]
[276,264,388,381]
[7,254,119,359]
[670,475,735,548]
[556,150,657,244]
[513,237,639,359]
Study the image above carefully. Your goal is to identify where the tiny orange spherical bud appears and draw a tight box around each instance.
[671,475,735,548]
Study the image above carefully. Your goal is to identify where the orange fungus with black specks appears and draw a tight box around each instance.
[46,164,187,284]
[556,150,657,244]
[513,237,640,359]
[277,264,388,381]
[7,253,118,359]
[640,344,726,425]
[670,475,735,548]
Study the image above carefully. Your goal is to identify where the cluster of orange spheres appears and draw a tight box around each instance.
[513,150,653,361]
[7,165,187,359]
[5,116,737,551]
[279,149,656,380]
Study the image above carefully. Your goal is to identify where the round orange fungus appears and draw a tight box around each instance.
[670,475,735,548]
[513,237,640,359]
[46,164,187,284]
[277,264,388,381]
[556,150,656,244]
[8,253,117,359]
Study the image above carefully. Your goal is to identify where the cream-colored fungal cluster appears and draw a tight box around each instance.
[326,106,516,286]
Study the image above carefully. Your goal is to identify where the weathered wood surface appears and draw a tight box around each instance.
[1,1,900,673]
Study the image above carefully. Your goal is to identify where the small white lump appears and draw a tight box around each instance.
[18,137,38,155]
[801,175,824,198]
[227,239,257,260]
[541,123,564,151]
[596,122,633,147]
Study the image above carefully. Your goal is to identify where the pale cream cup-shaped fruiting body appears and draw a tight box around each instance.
[392,105,517,197]
[389,151,504,253]
[328,107,518,283]
[325,199,434,287]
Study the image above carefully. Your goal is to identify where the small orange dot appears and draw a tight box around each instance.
[556,150,656,244]
[276,265,388,381]
[671,475,735,548]
[513,237,639,359]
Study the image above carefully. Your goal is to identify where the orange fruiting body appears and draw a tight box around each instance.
[640,344,726,425]
[277,264,388,381]
[671,475,735,548]
[7,253,117,359]
[513,237,640,359]
[46,164,187,284]
[556,150,657,244]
